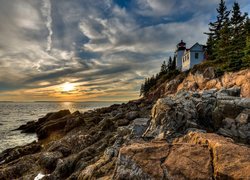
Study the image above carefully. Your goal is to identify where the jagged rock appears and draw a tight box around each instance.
[129,118,150,138]
[113,142,170,179]
[177,68,249,98]
[64,111,85,132]
[163,143,213,179]
[218,86,241,97]
[222,118,235,129]
[0,154,40,179]
[0,141,41,165]
[218,128,233,137]
[212,97,245,129]
[235,109,250,125]
[144,94,198,139]
[114,140,213,179]
[1,79,250,180]
[38,151,63,171]
[47,142,71,157]
[16,110,71,137]
[116,118,150,139]
[125,111,139,121]
[175,132,250,179]
[116,119,130,126]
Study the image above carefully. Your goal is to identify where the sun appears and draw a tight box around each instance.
[61,82,75,92]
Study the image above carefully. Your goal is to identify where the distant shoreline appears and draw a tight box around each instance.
[0,101,125,103]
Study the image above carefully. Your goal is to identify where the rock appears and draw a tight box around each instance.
[47,142,71,157]
[176,68,249,98]
[175,132,250,179]
[16,109,71,136]
[218,128,233,137]
[235,109,250,125]
[212,97,244,129]
[222,118,235,129]
[114,141,213,179]
[218,86,241,97]
[130,118,150,138]
[64,111,85,132]
[98,118,115,131]
[38,151,63,171]
[116,119,130,126]
[238,129,247,139]
[163,144,212,179]
[116,118,150,138]
[144,95,198,139]
[0,155,40,179]
[125,111,139,121]
[46,110,71,121]
[0,141,41,165]
[112,112,124,120]
[113,142,170,179]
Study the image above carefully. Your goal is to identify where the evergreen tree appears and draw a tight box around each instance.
[205,0,230,60]
[168,57,172,71]
[216,19,231,63]
[206,34,215,60]
[243,17,250,67]
[228,2,247,70]
[160,61,167,74]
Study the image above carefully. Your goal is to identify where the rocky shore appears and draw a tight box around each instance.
[0,68,249,179]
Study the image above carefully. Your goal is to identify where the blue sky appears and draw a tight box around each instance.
[0,0,249,101]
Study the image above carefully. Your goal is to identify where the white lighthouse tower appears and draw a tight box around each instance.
[175,40,186,70]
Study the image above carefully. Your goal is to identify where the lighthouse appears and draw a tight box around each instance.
[175,40,186,70]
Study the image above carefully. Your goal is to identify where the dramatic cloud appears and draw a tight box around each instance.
[42,0,53,52]
[0,0,249,101]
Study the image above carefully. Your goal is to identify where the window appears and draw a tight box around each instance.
[195,53,199,59]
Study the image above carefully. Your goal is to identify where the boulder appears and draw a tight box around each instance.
[125,111,139,121]
[16,110,71,135]
[116,119,130,127]
[163,144,212,179]
[0,141,41,165]
[114,141,213,179]
[38,151,63,171]
[144,94,198,139]
[116,118,150,139]
[113,142,170,179]
[0,155,39,180]
[175,132,250,179]
[235,109,250,125]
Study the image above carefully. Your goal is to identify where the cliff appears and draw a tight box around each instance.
[0,68,249,179]
[147,67,250,101]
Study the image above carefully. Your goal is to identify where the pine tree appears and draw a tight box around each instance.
[168,57,172,71]
[160,61,167,74]
[228,2,247,70]
[243,17,250,67]
[206,34,215,60]
[216,19,231,63]
[205,0,230,60]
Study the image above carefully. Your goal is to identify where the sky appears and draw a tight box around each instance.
[0,0,249,102]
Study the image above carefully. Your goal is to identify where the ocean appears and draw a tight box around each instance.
[0,101,118,153]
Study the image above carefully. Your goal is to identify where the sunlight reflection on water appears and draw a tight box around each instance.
[0,101,117,153]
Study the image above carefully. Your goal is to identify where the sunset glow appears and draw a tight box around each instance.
[61,82,75,92]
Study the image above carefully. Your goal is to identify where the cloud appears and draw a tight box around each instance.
[0,0,249,101]
[41,0,53,52]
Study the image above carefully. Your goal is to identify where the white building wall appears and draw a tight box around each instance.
[182,52,191,71]
[175,50,184,70]
[189,51,205,69]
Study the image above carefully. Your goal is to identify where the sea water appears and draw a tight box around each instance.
[0,101,117,153]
